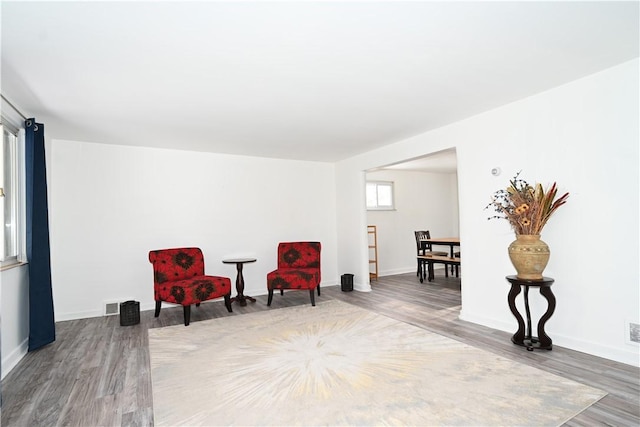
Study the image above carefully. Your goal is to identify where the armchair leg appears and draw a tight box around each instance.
[196,302,201,307]
[224,294,233,312]
[309,289,316,306]
[317,284,321,296]
[183,305,191,326]
[280,289,284,296]
[154,301,161,317]
[267,290,274,306]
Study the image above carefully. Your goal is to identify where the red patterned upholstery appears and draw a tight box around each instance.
[267,242,321,306]
[149,247,232,325]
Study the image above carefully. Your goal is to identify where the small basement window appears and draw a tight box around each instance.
[366,181,395,210]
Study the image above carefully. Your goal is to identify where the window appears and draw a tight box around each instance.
[366,181,395,210]
[1,120,24,267]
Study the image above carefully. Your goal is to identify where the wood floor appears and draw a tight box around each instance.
[2,272,639,426]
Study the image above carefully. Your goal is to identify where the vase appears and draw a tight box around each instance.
[508,234,550,280]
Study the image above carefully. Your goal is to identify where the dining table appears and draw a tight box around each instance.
[420,237,460,258]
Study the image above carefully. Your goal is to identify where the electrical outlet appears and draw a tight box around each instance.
[630,322,640,344]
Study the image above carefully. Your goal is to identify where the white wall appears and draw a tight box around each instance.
[336,59,640,366]
[366,170,458,276]
[47,141,338,320]
[0,264,29,380]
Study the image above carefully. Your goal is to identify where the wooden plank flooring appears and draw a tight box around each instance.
[2,273,639,426]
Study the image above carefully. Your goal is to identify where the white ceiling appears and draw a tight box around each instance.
[1,1,638,163]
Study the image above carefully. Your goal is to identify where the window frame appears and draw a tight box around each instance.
[366,180,396,211]
[1,118,26,269]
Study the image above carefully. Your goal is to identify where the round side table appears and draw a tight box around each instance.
[223,258,257,306]
[506,275,555,351]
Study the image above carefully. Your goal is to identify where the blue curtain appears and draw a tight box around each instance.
[25,118,55,351]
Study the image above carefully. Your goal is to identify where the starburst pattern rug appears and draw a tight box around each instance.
[148,300,605,426]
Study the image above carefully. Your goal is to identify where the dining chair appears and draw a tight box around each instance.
[414,230,448,278]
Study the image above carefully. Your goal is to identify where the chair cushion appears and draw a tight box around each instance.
[267,268,320,291]
[154,275,231,306]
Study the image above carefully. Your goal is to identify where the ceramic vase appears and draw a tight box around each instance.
[508,234,550,280]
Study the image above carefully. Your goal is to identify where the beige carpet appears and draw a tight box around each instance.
[148,300,605,426]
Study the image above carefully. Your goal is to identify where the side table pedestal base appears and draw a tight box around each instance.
[506,275,555,352]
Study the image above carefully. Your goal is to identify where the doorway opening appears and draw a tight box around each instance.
[364,148,459,280]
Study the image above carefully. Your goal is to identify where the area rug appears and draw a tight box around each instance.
[148,300,605,426]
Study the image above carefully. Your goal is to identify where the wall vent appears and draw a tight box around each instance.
[104,302,119,316]
[629,322,640,344]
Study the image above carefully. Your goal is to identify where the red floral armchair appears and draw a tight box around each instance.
[149,247,232,326]
[267,242,321,306]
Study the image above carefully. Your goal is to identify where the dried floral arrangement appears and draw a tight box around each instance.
[487,172,569,235]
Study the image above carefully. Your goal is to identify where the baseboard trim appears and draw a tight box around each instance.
[1,337,28,380]
[460,310,640,367]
